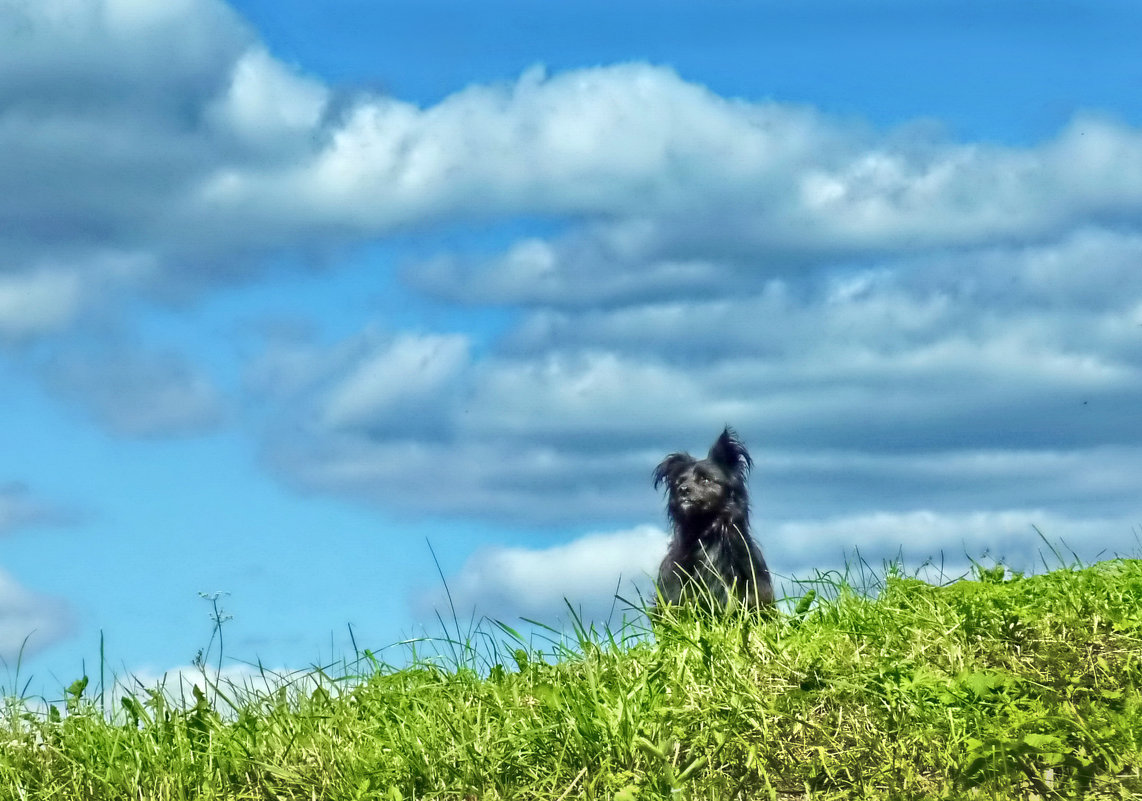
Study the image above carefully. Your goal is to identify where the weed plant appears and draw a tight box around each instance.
[1,557,1140,799]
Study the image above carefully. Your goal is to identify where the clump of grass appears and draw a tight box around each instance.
[1,558,1141,799]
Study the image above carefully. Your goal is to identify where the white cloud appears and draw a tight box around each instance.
[243,327,346,403]
[410,226,731,309]
[0,0,286,291]
[254,222,1142,523]
[201,69,1142,254]
[0,268,83,339]
[3,0,1142,332]
[3,0,1142,305]
[265,434,662,526]
[417,525,665,623]
[767,510,1140,581]
[465,351,738,439]
[0,486,75,658]
[206,46,329,153]
[94,661,342,720]
[320,333,469,431]
[0,567,73,662]
[0,251,153,340]
[225,226,1142,495]
[469,331,1135,453]
[412,510,1136,624]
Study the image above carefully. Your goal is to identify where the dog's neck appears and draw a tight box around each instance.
[671,504,746,542]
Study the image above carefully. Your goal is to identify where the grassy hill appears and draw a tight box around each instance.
[1,558,1140,799]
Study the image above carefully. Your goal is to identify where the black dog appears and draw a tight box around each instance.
[653,427,774,613]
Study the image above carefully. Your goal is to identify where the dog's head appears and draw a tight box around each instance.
[653,427,752,523]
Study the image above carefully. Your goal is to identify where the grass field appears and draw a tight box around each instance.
[1,554,1140,799]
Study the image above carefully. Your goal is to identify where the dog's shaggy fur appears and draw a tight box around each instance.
[653,427,774,612]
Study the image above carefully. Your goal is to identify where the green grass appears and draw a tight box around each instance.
[2,557,1141,799]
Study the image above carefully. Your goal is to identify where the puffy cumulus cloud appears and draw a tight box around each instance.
[198,64,829,232]
[408,221,739,309]
[205,46,328,154]
[319,334,470,432]
[242,229,1142,487]
[414,525,665,623]
[14,2,1126,273]
[5,0,1142,279]
[475,230,1142,454]
[255,325,1142,527]
[476,322,1138,457]
[246,330,684,525]
[39,341,227,438]
[0,0,248,110]
[208,69,1142,254]
[0,567,73,661]
[254,243,1142,535]
[248,329,750,523]
[417,219,1142,315]
[252,219,1142,525]
[0,0,327,299]
[399,113,1142,312]
[462,352,746,443]
[0,0,250,257]
[5,0,1142,322]
[245,328,472,438]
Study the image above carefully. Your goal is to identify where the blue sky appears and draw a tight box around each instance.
[2,0,1142,697]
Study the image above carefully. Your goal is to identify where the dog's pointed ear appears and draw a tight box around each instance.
[708,427,752,479]
[653,453,693,490]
